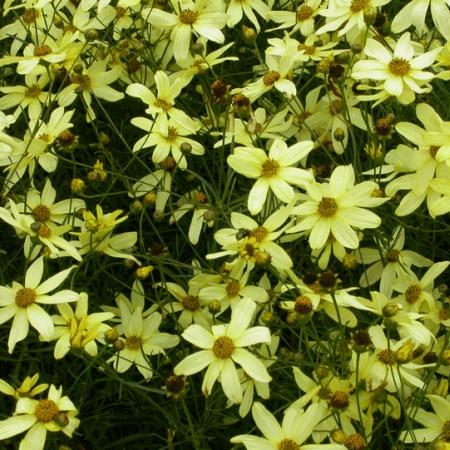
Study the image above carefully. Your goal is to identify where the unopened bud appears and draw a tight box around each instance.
[105,328,119,344]
[135,265,154,280]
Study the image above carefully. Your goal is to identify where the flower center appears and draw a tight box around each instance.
[71,74,91,90]
[388,58,410,76]
[442,420,450,442]
[37,223,52,238]
[167,126,178,142]
[179,9,198,24]
[115,6,126,18]
[154,98,172,111]
[263,71,280,86]
[278,439,300,450]
[125,336,142,350]
[429,146,439,159]
[226,280,240,297]
[22,9,39,24]
[318,197,338,217]
[212,336,234,359]
[35,399,59,423]
[15,288,36,308]
[33,204,51,222]
[377,349,397,365]
[249,226,268,243]
[182,295,200,311]
[58,130,76,147]
[330,390,350,409]
[350,0,369,13]
[296,4,313,20]
[34,45,52,57]
[261,159,279,177]
[344,433,366,450]
[298,43,316,55]
[386,249,400,262]
[329,99,343,115]
[25,84,42,98]
[405,284,421,304]
[294,295,313,314]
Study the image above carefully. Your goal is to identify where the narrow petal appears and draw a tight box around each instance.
[174,350,214,376]
[220,358,242,403]
[252,402,283,442]
[27,304,54,340]
[182,324,214,349]
[232,348,272,382]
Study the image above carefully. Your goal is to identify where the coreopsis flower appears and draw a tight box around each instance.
[400,395,450,444]
[230,402,338,450]
[0,30,82,75]
[287,370,369,442]
[352,33,441,105]
[283,269,375,327]
[0,72,51,120]
[392,261,449,313]
[207,205,293,271]
[58,58,124,122]
[129,164,173,215]
[0,374,48,400]
[214,107,292,148]
[0,384,80,450]
[131,114,205,169]
[226,0,269,31]
[108,308,179,379]
[161,281,212,329]
[0,198,82,261]
[384,103,450,216]
[169,189,215,245]
[175,40,238,84]
[126,70,191,123]
[102,280,157,327]
[199,259,269,313]
[367,291,434,346]
[232,41,298,101]
[174,298,272,403]
[287,165,387,250]
[227,138,314,215]
[317,0,391,37]
[392,0,450,40]
[72,205,139,263]
[268,0,324,36]
[357,325,431,392]
[2,106,74,188]
[266,34,345,66]
[16,178,85,226]
[142,0,227,64]
[357,226,433,297]
[0,256,79,353]
[50,292,114,359]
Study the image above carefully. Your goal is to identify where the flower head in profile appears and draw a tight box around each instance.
[0,374,48,400]
[0,257,79,353]
[288,165,387,250]
[0,384,80,450]
[51,292,114,360]
[174,298,272,404]
[227,138,314,215]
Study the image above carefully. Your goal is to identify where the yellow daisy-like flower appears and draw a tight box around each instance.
[288,165,387,250]
[0,256,79,353]
[0,384,80,450]
[227,138,314,215]
[174,298,271,404]
[352,33,441,105]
